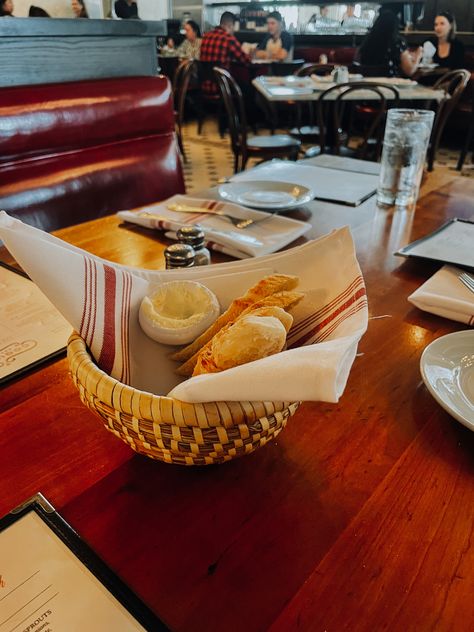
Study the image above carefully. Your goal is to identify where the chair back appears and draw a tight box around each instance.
[158,56,181,82]
[317,82,398,159]
[296,63,335,77]
[270,59,305,76]
[213,67,248,155]
[427,69,470,170]
[173,59,195,114]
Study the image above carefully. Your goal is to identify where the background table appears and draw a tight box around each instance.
[252,76,446,102]
[1,171,474,631]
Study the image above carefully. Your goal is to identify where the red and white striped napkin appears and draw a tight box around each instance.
[0,211,368,403]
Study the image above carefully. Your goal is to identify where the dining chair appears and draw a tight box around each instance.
[194,61,226,136]
[295,63,335,77]
[456,86,474,171]
[427,69,470,171]
[172,59,195,162]
[158,56,181,83]
[213,67,301,173]
[270,59,305,76]
[314,82,398,160]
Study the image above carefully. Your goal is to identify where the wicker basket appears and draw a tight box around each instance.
[67,333,301,466]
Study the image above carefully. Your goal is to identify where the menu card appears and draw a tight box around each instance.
[0,494,167,632]
[396,219,474,269]
[0,264,72,385]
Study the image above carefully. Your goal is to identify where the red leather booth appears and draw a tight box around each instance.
[0,76,185,232]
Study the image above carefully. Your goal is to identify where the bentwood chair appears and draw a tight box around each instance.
[214,67,301,173]
[270,59,305,76]
[427,69,470,171]
[456,85,474,171]
[314,82,399,160]
[172,59,195,161]
[195,61,226,136]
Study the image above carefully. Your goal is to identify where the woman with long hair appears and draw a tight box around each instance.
[357,10,422,77]
[71,0,88,18]
[176,20,202,59]
[0,0,14,16]
[432,12,464,69]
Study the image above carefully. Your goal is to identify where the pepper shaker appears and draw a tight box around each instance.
[164,243,195,269]
[176,225,211,266]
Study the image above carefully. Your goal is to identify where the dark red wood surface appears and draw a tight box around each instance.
[1,176,474,631]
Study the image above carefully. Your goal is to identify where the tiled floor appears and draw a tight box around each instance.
[180,119,473,194]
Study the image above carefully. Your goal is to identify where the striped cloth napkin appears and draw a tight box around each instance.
[0,212,368,403]
[117,194,311,259]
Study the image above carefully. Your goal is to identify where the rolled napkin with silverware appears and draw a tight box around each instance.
[408,265,474,326]
[117,195,311,259]
[0,211,368,403]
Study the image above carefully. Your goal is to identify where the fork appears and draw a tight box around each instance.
[167,203,273,230]
[459,271,474,294]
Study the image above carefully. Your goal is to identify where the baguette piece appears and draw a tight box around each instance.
[193,307,293,376]
[170,273,299,363]
[176,291,303,377]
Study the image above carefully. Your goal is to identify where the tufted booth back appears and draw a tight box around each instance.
[0,76,185,232]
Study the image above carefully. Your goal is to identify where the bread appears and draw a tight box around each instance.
[193,308,292,376]
[175,291,303,377]
[170,273,299,364]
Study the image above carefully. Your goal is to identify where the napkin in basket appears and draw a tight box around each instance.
[117,195,311,259]
[408,265,474,325]
[0,211,368,403]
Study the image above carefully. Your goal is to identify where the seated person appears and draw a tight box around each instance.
[114,0,139,19]
[357,10,421,77]
[431,12,464,69]
[160,37,178,57]
[176,20,201,59]
[255,11,293,62]
[71,0,88,18]
[200,11,251,96]
[0,0,14,15]
[28,5,50,15]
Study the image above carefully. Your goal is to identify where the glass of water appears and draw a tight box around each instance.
[377,109,435,208]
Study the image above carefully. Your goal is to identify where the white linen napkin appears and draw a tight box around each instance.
[231,160,379,206]
[408,265,474,326]
[0,212,368,403]
[117,195,311,259]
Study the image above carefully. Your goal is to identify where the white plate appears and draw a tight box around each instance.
[420,330,474,431]
[218,180,314,210]
[268,86,315,97]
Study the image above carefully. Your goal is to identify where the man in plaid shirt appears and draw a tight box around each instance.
[200,11,251,96]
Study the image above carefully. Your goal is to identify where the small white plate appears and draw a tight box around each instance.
[420,330,474,431]
[218,181,314,210]
[268,86,315,97]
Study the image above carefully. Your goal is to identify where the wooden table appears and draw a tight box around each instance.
[1,173,474,631]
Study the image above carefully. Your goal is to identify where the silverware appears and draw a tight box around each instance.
[167,203,272,230]
[135,213,264,246]
[459,271,474,294]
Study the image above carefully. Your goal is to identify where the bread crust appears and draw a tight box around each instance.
[170,273,299,364]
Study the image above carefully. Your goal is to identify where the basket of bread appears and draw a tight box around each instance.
[0,210,368,467]
[68,273,303,465]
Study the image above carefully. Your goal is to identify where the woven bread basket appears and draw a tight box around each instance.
[68,333,301,466]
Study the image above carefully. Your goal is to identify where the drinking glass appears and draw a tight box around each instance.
[377,109,435,207]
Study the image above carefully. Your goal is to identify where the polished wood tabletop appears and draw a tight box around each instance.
[1,172,474,631]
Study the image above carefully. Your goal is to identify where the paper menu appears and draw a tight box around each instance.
[0,512,146,632]
[0,265,72,383]
[397,219,474,269]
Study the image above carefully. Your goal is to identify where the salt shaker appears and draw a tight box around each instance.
[164,243,195,269]
[176,225,211,266]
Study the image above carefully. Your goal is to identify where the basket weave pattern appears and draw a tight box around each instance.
[68,333,300,465]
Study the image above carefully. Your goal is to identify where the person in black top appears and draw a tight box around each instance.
[432,12,464,69]
[357,10,421,77]
[255,11,294,62]
[115,0,139,19]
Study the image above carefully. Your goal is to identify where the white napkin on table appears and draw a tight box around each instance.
[408,265,474,326]
[0,212,368,403]
[117,194,311,260]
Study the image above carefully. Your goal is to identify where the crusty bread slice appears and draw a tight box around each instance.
[175,290,303,377]
[170,273,299,363]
